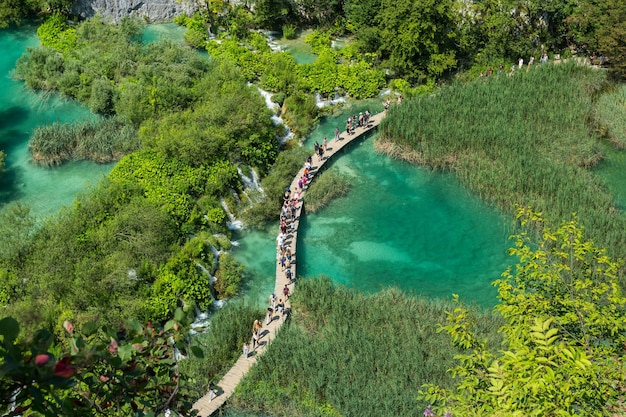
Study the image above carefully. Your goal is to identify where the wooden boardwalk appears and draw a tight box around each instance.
[192,110,386,416]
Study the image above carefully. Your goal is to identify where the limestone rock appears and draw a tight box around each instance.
[72,0,197,23]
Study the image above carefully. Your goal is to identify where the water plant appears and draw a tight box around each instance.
[230,276,502,416]
[303,169,350,213]
[378,63,626,259]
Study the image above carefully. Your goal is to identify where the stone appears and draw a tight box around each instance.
[72,0,197,23]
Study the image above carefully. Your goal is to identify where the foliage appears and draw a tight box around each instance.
[145,251,212,322]
[37,13,77,54]
[0,311,201,416]
[231,276,502,416]
[0,0,72,28]
[282,24,296,40]
[0,203,35,269]
[593,84,626,148]
[179,302,262,397]
[568,0,626,79]
[282,91,320,138]
[29,117,139,165]
[110,149,207,225]
[421,209,626,417]
[214,253,244,299]
[242,146,310,227]
[303,169,350,212]
[378,63,626,259]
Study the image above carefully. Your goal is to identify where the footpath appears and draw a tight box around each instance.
[192,110,386,416]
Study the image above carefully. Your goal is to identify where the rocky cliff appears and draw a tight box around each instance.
[72,0,197,23]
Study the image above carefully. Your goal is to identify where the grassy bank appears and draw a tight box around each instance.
[303,170,351,213]
[378,63,626,258]
[229,276,502,416]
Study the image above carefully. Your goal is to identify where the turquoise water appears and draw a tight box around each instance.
[596,144,626,210]
[142,22,187,44]
[0,24,112,219]
[233,102,514,308]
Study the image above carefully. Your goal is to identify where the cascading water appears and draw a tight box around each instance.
[220,198,243,230]
[255,86,294,144]
[314,92,346,108]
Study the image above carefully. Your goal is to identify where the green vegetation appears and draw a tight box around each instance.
[30,117,139,165]
[230,276,502,416]
[303,169,350,213]
[422,208,626,417]
[594,84,626,148]
[180,302,263,395]
[0,308,202,416]
[378,63,626,258]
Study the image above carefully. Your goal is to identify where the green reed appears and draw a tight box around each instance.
[379,62,626,258]
[29,117,138,165]
[230,277,502,416]
[303,170,351,213]
[593,84,626,148]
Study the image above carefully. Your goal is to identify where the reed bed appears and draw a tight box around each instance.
[593,84,626,148]
[179,302,263,397]
[303,170,351,213]
[378,63,626,258]
[231,277,502,416]
[29,117,138,165]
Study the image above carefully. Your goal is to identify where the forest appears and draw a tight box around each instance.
[1,0,626,415]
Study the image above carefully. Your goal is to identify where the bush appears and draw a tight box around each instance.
[214,253,244,299]
[282,24,297,40]
[303,169,350,212]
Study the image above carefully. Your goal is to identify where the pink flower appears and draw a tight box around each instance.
[108,338,118,355]
[34,354,50,367]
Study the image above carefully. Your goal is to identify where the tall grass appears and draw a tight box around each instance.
[29,117,138,165]
[230,277,502,416]
[378,63,626,258]
[593,84,626,148]
[303,170,350,213]
[179,302,263,398]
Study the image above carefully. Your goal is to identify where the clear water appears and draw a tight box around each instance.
[0,24,113,219]
[141,22,187,44]
[596,144,626,210]
[233,100,514,308]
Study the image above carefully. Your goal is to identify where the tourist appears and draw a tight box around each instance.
[283,284,290,300]
[276,298,284,314]
[518,57,524,69]
[269,293,276,308]
[266,307,274,325]
[252,329,259,349]
[286,267,293,283]
[317,145,324,161]
[334,126,340,141]
[243,342,249,358]
[397,95,403,105]
[322,136,328,152]
[528,56,534,66]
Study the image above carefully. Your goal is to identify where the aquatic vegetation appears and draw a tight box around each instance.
[29,117,139,165]
[379,63,626,258]
[231,276,502,416]
[303,169,350,213]
[593,83,626,148]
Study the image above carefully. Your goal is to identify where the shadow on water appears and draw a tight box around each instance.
[0,106,28,137]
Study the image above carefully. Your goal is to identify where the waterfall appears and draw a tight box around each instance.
[255,85,294,144]
[220,198,243,230]
[315,91,346,108]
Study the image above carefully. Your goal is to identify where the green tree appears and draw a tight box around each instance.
[421,208,626,417]
[375,0,458,82]
[568,0,626,79]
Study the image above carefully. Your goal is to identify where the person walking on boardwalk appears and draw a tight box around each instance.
[322,136,328,152]
[252,329,259,349]
[334,127,340,141]
[283,284,290,300]
[243,342,249,358]
[266,307,274,325]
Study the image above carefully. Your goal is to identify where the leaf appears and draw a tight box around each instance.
[128,319,143,335]
[82,321,98,336]
[0,317,19,343]
[190,345,204,359]
[117,344,134,362]
[164,320,176,332]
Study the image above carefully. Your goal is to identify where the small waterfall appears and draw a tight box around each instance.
[255,85,294,143]
[315,91,346,108]
[220,198,243,230]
